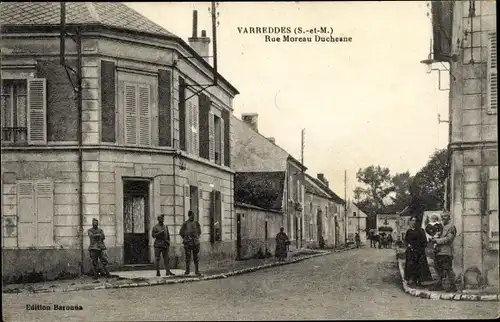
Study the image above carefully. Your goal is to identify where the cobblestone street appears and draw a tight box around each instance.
[3,248,499,321]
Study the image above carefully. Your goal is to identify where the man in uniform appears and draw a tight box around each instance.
[152,215,174,277]
[179,210,202,276]
[430,211,457,292]
[88,218,109,279]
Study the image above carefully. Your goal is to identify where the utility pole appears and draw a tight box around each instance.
[344,170,347,245]
[300,129,305,248]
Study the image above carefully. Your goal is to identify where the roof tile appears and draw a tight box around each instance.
[0,2,175,37]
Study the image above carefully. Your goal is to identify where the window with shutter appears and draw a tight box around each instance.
[35,180,54,247]
[209,111,215,162]
[26,79,47,144]
[488,32,497,113]
[138,85,151,146]
[124,83,137,145]
[17,181,36,247]
[214,115,221,165]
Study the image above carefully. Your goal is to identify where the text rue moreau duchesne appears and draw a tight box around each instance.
[237,26,353,43]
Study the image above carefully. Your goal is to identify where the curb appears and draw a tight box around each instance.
[5,248,345,295]
[395,249,499,302]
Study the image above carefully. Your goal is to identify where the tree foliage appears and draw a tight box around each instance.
[409,148,449,215]
[353,149,449,229]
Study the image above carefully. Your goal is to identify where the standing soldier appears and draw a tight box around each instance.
[430,211,457,292]
[88,218,109,279]
[152,215,174,277]
[179,210,202,276]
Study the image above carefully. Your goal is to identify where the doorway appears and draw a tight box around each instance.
[123,180,150,265]
[335,216,340,247]
[317,209,323,245]
[236,213,242,260]
[264,220,268,253]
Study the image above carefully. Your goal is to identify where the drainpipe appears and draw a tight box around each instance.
[76,27,84,276]
[173,151,177,266]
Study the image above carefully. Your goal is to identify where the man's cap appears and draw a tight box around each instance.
[157,215,164,220]
[92,218,98,222]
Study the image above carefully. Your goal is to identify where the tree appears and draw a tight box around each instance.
[389,171,412,213]
[409,148,449,216]
[354,165,395,229]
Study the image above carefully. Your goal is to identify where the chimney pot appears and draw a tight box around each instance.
[192,10,198,38]
[241,113,259,133]
[201,30,207,37]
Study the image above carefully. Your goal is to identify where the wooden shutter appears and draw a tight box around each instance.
[184,184,190,219]
[124,83,137,145]
[488,166,499,250]
[488,32,497,111]
[17,181,36,247]
[35,180,54,247]
[101,60,116,143]
[222,109,230,167]
[220,118,225,166]
[186,101,193,154]
[158,69,172,147]
[193,103,199,156]
[209,111,215,162]
[209,190,215,243]
[198,188,203,223]
[27,78,47,144]
[179,77,186,151]
[138,85,151,146]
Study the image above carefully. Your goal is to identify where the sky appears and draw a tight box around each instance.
[126,1,450,199]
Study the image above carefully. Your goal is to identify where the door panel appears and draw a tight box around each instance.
[123,181,150,265]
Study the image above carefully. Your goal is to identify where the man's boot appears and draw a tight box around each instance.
[93,268,99,280]
[194,262,200,276]
[184,260,190,275]
[103,265,110,277]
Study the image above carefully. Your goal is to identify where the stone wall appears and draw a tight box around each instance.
[449,0,498,289]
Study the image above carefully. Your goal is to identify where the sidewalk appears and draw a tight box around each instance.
[3,247,350,295]
[395,247,499,301]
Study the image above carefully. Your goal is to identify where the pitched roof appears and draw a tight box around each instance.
[304,176,331,199]
[234,172,285,211]
[0,2,176,37]
[303,173,345,204]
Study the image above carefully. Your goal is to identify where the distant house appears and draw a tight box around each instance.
[234,172,285,259]
[304,173,346,248]
[231,113,306,249]
[1,3,239,281]
[376,213,399,238]
[346,201,368,245]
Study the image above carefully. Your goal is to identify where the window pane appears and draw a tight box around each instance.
[1,94,12,127]
[17,96,27,127]
[132,197,145,233]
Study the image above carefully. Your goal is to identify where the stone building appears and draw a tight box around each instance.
[233,171,285,259]
[304,173,345,248]
[375,213,400,238]
[1,2,239,281]
[431,0,498,289]
[231,113,307,249]
[346,201,368,245]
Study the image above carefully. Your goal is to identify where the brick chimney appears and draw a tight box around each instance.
[267,137,276,144]
[317,173,329,187]
[241,113,258,133]
[188,10,211,63]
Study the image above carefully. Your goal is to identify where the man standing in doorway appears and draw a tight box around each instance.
[152,215,174,277]
[354,232,361,248]
[180,210,202,276]
[430,211,457,292]
[88,218,109,279]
